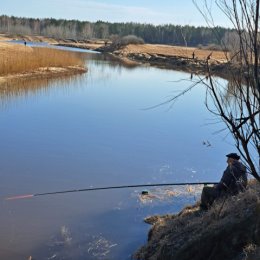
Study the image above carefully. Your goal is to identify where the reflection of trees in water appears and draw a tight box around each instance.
[0,74,85,105]
[215,77,242,106]
[87,53,140,70]
[85,52,145,85]
[204,71,260,177]
[195,1,260,181]
[214,77,257,115]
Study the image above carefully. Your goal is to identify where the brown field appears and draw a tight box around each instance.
[56,41,229,63]
[0,33,59,43]
[121,44,229,63]
[0,42,86,77]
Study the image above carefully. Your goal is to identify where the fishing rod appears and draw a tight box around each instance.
[5,182,218,201]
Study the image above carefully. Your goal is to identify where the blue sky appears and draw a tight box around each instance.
[1,0,230,27]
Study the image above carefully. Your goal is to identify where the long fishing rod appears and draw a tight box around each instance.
[5,182,218,201]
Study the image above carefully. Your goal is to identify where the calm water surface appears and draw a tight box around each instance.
[0,46,233,259]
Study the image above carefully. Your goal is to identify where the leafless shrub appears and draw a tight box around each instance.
[192,0,260,181]
[120,35,144,45]
[110,34,144,49]
[197,43,224,51]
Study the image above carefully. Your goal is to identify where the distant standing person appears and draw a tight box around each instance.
[24,41,27,46]
[206,52,212,61]
[192,51,195,59]
[200,153,247,210]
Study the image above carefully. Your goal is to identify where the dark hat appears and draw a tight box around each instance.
[226,153,240,160]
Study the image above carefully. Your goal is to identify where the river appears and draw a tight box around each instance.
[0,44,233,260]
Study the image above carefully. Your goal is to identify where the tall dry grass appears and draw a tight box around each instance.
[0,43,85,76]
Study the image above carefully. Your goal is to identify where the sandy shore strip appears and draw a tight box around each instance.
[0,66,86,84]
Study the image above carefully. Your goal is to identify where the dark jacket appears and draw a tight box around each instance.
[216,160,247,195]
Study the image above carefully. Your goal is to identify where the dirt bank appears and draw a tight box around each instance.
[97,43,234,77]
[113,43,228,62]
[134,181,260,260]
[55,41,105,51]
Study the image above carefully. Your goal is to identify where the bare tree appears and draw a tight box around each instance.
[192,0,260,180]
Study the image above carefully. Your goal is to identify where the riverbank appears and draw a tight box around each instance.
[0,39,86,82]
[108,43,229,75]
[134,180,260,260]
[56,41,235,78]
[1,33,232,77]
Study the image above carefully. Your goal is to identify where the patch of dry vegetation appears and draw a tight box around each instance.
[114,44,228,62]
[135,180,260,260]
[0,42,85,76]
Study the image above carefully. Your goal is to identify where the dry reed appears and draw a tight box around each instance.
[0,43,85,76]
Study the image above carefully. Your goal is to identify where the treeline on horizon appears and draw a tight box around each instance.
[0,15,231,47]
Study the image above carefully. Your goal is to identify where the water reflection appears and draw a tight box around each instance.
[86,53,141,82]
[207,76,259,167]
[0,74,85,104]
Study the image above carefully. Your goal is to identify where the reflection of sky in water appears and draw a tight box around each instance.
[0,50,235,259]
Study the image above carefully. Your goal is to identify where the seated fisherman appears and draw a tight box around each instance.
[200,153,247,210]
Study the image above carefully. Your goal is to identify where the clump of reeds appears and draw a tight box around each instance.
[0,44,85,76]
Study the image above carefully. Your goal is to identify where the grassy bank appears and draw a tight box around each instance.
[0,42,86,76]
[135,180,260,260]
